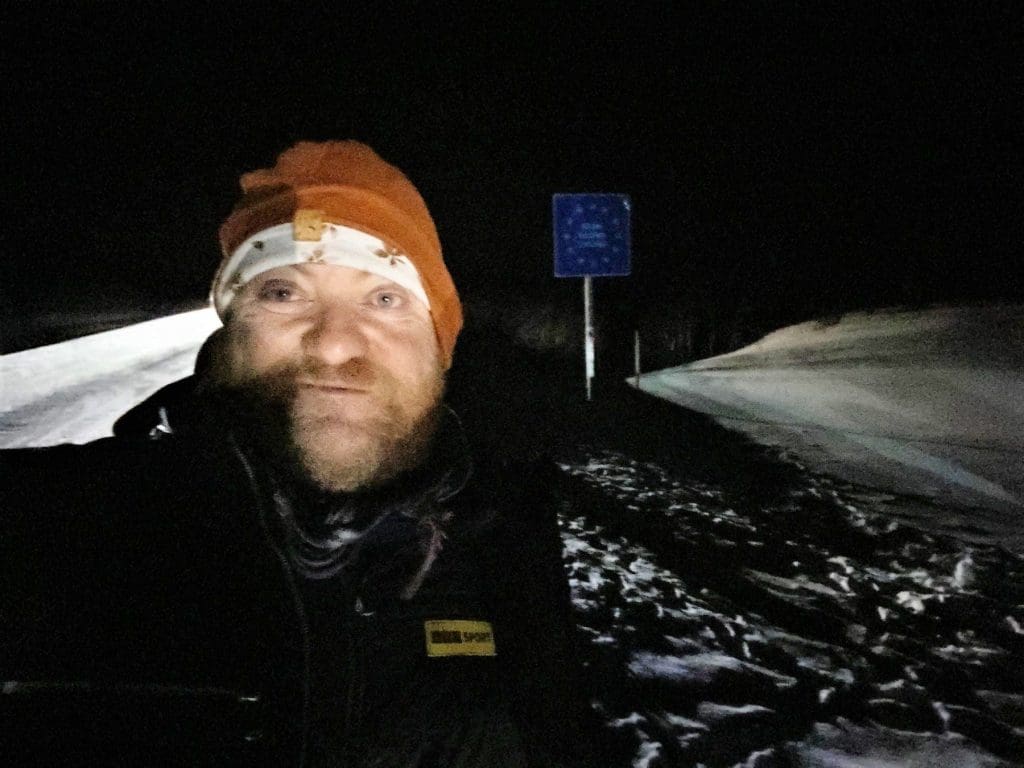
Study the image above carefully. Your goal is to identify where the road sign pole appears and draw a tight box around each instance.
[634,329,641,388]
[584,275,594,401]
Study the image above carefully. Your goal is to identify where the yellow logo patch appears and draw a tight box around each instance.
[425,620,496,657]
[293,208,326,241]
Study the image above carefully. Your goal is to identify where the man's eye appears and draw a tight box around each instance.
[372,290,405,309]
[251,280,314,314]
[257,281,303,302]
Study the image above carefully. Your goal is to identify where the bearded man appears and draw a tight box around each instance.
[1,142,596,767]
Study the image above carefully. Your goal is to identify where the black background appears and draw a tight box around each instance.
[5,3,1022,357]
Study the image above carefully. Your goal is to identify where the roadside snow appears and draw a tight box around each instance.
[0,309,219,447]
[632,304,1024,515]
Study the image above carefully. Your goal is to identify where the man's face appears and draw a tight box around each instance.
[215,263,445,492]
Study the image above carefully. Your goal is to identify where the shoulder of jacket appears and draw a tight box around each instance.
[3,433,201,462]
[463,453,565,504]
[2,434,240,494]
[2,439,135,475]
[442,454,569,551]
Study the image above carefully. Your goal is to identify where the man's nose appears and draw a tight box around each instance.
[302,302,368,366]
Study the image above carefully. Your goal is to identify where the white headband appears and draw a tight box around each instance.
[212,222,429,317]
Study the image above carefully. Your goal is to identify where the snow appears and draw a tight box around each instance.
[787,718,1017,767]
[561,449,1024,766]
[632,304,1024,538]
[0,308,219,448]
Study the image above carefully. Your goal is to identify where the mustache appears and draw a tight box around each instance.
[209,356,387,448]
[293,358,381,389]
[233,357,383,396]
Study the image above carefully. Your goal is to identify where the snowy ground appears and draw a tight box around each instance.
[560,447,1024,766]
[3,309,1023,766]
[633,304,1024,553]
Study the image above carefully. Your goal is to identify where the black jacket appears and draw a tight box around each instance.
[0,381,594,767]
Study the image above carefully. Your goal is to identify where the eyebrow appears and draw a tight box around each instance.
[259,264,408,291]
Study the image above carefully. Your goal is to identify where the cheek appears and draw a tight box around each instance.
[373,324,441,381]
[224,317,298,378]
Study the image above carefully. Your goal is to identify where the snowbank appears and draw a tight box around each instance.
[632,304,1024,514]
[0,308,220,447]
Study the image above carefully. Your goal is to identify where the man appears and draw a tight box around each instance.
[1,141,595,766]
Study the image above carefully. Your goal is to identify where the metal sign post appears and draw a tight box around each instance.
[584,276,595,400]
[553,193,631,401]
[634,329,641,388]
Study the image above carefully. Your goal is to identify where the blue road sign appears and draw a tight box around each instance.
[553,193,631,277]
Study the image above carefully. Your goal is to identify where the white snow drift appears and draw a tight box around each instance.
[0,308,220,448]
[633,304,1024,515]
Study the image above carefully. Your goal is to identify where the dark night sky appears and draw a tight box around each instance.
[4,3,1022,352]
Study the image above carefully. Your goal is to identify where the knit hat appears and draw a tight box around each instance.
[213,141,462,368]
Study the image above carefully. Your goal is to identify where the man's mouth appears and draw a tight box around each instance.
[297,379,370,394]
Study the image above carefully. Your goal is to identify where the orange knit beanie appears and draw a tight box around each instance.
[213,141,462,368]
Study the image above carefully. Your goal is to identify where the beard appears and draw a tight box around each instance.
[211,351,446,494]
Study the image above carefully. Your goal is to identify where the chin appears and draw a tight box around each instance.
[288,390,444,493]
[294,427,381,490]
[293,420,432,493]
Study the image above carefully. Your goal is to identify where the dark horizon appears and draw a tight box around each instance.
[5,4,1021,356]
